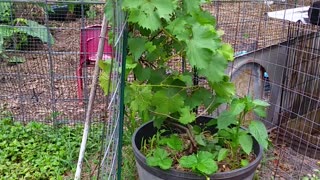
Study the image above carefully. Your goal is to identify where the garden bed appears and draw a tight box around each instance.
[0,116,102,179]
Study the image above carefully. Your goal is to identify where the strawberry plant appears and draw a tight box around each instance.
[101,0,270,178]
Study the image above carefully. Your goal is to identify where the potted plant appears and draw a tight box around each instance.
[47,1,90,21]
[100,0,270,179]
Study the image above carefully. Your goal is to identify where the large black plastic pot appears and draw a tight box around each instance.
[48,5,69,21]
[132,116,263,180]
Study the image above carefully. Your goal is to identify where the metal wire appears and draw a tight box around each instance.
[97,0,127,179]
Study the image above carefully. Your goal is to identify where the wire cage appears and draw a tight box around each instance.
[0,0,108,124]
[0,0,126,179]
[202,0,319,179]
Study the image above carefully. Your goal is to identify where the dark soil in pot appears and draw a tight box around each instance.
[132,116,263,180]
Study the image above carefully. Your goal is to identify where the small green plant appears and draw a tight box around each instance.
[0,117,102,179]
[0,2,12,24]
[302,169,320,180]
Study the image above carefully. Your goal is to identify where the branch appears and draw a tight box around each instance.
[166,121,197,152]
[196,98,216,118]
[148,110,179,121]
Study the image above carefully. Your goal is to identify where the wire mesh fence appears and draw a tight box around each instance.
[0,0,107,125]
[98,0,127,179]
[205,1,320,179]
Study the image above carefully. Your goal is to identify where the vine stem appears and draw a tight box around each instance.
[166,120,197,152]
[148,110,179,121]
[196,98,216,118]
[129,83,199,89]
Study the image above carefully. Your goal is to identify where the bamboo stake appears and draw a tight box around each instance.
[74,15,108,180]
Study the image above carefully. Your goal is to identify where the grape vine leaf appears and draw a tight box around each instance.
[151,90,184,114]
[128,37,147,61]
[179,106,196,125]
[146,148,173,170]
[98,61,111,95]
[211,76,235,98]
[166,17,189,41]
[186,88,213,109]
[249,120,268,149]
[133,64,151,81]
[182,0,201,13]
[218,43,234,61]
[186,24,220,69]
[128,85,153,113]
[239,134,253,155]
[123,0,177,31]
[198,53,228,83]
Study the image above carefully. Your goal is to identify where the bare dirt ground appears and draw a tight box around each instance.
[0,4,107,123]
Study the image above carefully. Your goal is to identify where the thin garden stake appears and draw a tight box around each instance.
[74,16,108,180]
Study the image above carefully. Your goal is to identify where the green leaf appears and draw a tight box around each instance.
[239,134,253,155]
[166,17,189,41]
[126,85,153,114]
[253,107,267,118]
[230,100,246,116]
[186,88,213,109]
[192,10,216,25]
[218,43,234,61]
[178,106,196,125]
[177,73,193,87]
[128,37,147,61]
[182,0,201,13]
[241,159,249,167]
[186,24,220,70]
[197,151,218,175]
[99,71,110,96]
[217,111,236,130]
[152,90,184,114]
[195,134,206,146]
[253,99,270,107]
[179,151,218,175]
[217,148,228,162]
[133,64,151,81]
[249,121,268,149]
[124,0,177,31]
[179,154,197,168]
[146,148,173,170]
[193,125,202,134]
[17,20,54,44]
[159,134,183,151]
[151,0,177,21]
[211,78,236,98]
[206,119,217,126]
[198,53,228,83]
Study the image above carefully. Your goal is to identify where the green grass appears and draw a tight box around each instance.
[121,145,138,180]
[0,117,103,180]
